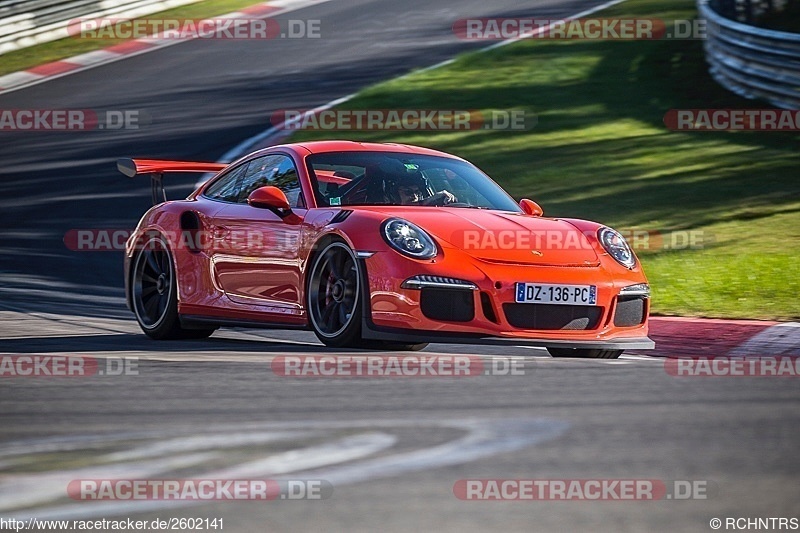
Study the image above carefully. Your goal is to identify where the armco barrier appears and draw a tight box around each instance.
[0,0,203,55]
[698,0,800,109]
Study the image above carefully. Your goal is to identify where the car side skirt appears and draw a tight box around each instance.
[179,314,310,331]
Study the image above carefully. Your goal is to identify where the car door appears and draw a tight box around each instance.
[210,154,307,310]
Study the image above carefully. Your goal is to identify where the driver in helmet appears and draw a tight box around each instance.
[391,168,457,206]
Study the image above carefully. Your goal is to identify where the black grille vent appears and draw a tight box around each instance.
[330,210,353,223]
[480,292,498,323]
[179,211,202,253]
[614,297,646,327]
[503,304,602,330]
[420,288,474,322]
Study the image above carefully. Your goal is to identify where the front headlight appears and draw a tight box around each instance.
[598,226,635,269]
[382,218,437,259]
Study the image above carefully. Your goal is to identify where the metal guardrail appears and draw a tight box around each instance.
[0,0,203,55]
[707,0,790,26]
[699,0,800,109]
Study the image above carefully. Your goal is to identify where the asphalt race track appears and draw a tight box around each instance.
[0,0,798,531]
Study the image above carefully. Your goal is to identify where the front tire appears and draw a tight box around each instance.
[131,235,215,340]
[307,241,363,347]
[547,348,623,359]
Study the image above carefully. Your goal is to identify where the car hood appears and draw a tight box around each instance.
[362,207,601,267]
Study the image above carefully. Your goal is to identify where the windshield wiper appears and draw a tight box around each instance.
[448,204,490,209]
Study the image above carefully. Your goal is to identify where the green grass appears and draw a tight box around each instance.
[290,0,800,320]
[0,0,264,76]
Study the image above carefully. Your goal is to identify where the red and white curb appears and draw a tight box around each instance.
[0,0,329,96]
[648,317,800,357]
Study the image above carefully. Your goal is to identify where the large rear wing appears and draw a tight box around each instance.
[117,158,227,205]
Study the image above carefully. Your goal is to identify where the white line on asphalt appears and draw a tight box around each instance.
[620,354,661,361]
[0,452,220,513]
[103,430,319,461]
[0,433,396,518]
[1,418,567,521]
[272,418,568,487]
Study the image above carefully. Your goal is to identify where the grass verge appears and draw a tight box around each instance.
[0,0,264,77]
[289,0,800,320]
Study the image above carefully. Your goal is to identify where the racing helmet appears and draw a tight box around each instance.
[380,160,433,204]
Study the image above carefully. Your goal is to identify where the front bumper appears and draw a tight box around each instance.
[361,323,655,350]
[359,248,654,350]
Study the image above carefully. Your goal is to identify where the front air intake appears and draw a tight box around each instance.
[614,297,646,327]
[503,304,602,330]
[420,288,475,322]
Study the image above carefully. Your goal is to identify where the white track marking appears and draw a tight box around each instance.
[206,432,396,478]
[0,432,396,519]
[0,417,566,520]
[0,452,218,512]
[284,418,567,486]
[203,92,356,187]
[728,322,800,357]
[483,0,628,51]
[104,430,319,461]
[620,354,661,361]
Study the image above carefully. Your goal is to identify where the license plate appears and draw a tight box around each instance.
[515,283,597,305]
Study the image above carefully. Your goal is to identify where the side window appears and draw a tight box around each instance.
[202,162,249,203]
[238,154,304,208]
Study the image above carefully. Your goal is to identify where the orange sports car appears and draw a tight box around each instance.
[120,141,654,358]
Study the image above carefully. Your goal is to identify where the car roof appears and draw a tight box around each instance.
[269,140,464,160]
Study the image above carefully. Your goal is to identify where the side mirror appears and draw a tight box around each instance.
[248,186,290,211]
[519,199,543,216]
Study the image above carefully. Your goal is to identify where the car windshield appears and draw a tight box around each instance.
[306,151,522,212]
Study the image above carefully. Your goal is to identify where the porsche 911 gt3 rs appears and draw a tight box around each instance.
[119,141,654,358]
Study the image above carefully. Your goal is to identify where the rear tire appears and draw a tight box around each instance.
[547,348,623,359]
[131,235,215,340]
